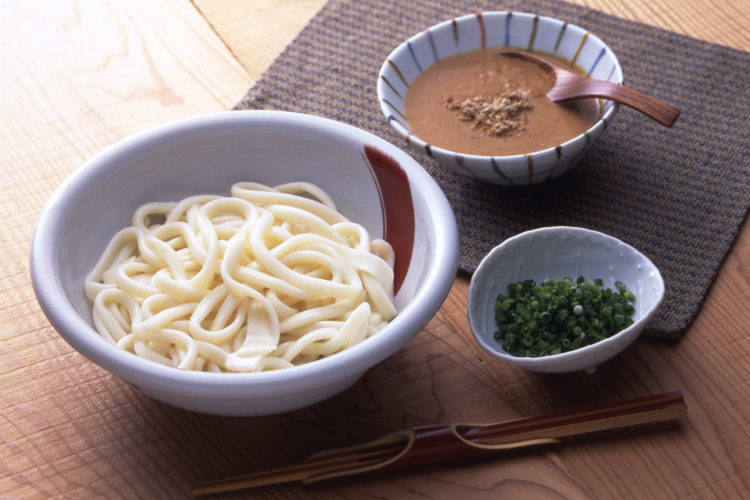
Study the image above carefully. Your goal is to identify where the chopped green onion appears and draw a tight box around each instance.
[493,277,636,358]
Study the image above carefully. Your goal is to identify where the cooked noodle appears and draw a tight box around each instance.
[84,182,397,372]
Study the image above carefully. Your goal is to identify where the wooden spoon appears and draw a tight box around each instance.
[503,51,680,127]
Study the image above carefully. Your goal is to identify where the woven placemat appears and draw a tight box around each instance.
[235,0,750,339]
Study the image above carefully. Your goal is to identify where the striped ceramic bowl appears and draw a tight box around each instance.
[377,11,622,186]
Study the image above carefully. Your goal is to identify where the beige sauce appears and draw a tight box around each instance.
[404,48,600,156]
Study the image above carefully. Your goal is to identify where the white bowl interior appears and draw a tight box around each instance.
[468,227,664,373]
[49,115,433,318]
[31,110,459,415]
[377,11,623,185]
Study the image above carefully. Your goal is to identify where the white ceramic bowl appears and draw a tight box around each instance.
[467,227,664,373]
[377,11,622,186]
[31,110,459,416]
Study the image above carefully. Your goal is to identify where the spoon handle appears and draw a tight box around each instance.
[548,80,680,127]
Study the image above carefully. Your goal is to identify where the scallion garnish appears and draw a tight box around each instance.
[493,276,636,357]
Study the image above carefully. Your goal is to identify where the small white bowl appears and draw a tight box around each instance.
[30,110,459,416]
[467,227,664,373]
[377,11,622,185]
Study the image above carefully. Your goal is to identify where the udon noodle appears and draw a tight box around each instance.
[84,182,397,372]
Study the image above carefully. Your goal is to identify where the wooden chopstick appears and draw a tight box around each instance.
[192,391,686,496]
[192,448,398,495]
[461,391,686,444]
[192,441,405,495]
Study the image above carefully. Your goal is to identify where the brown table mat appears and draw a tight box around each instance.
[235,0,750,340]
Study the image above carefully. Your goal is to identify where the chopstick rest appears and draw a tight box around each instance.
[192,391,686,495]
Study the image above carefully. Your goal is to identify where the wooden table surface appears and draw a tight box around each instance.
[2,1,749,498]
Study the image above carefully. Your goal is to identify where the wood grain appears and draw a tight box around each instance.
[1,0,749,498]
[194,0,327,81]
[575,0,750,51]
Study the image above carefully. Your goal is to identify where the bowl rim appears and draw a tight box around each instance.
[377,10,622,161]
[30,110,459,395]
[467,226,665,367]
